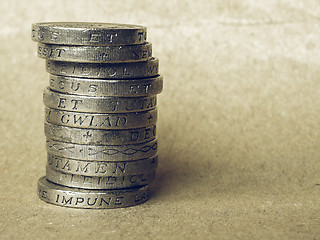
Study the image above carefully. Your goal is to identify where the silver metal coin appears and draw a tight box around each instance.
[43,87,157,113]
[47,153,158,177]
[46,138,158,161]
[46,58,159,79]
[48,74,163,97]
[37,42,152,63]
[32,22,147,46]
[38,176,150,209]
[46,165,155,190]
[44,122,157,145]
[45,107,157,129]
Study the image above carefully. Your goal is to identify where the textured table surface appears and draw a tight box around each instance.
[1,1,320,239]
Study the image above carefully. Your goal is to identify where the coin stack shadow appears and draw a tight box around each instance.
[32,22,163,209]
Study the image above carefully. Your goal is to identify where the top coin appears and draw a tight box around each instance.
[31,22,147,46]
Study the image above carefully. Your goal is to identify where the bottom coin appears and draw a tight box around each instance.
[37,176,150,209]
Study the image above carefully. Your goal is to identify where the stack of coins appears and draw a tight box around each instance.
[31,22,163,209]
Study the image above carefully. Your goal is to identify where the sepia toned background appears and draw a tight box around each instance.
[1,0,320,239]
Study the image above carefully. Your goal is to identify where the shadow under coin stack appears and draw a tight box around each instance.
[32,22,163,209]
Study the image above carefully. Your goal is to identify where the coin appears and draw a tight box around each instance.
[46,166,155,190]
[47,153,158,176]
[44,122,157,145]
[48,74,163,97]
[45,108,157,129]
[38,176,150,209]
[37,42,152,63]
[46,138,158,161]
[46,58,159,79]
[32,22,147,46]
[43,88,157,113]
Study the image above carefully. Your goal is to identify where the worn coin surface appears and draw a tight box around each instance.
[32,22,147,46]
[47,153,158,176]
[38,42,152,63]
[45,108,157,129]
[46,138,158,161]
[38,176,150,209]
[43,88,157,113]
[46,166,155,189]
[44,122,156,145]
[46,58,159,79]
[48,74,163,97]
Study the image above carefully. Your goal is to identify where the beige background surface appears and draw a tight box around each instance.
[1,0,320,239]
